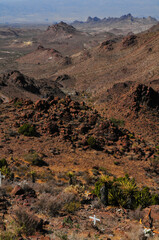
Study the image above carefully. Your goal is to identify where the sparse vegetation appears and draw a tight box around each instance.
[128,133,135,139]
[63,216,73,228]
[35,190,77,216]
[94,174,159,209]
[14,100,23,108]
[150,155,159,172]
[0,232,18,240]
[114,161,120,165]
[0,158,11,177]
[87,136,96,148]
[18,123,37,136]
[24,152,48,166]
[15,208,43,236]
[110,117,125,127]
[63,201,81,213]
[0,158,8,168]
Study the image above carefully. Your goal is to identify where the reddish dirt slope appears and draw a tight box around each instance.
[98,82,159,144]
[16,45,68,65]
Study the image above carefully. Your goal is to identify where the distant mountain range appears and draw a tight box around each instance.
[72,14,158,35]
[73,14,157,24]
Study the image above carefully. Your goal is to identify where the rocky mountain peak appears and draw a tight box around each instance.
[86,16,101,22]
[47,21,77,34]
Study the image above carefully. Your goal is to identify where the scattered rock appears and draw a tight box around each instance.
[122,35,137,47]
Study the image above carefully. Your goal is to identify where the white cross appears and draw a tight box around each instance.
[0,171,5,186]
[89,215,100,225]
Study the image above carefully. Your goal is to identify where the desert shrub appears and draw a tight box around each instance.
[0,232,17,240]
[36,190,77,216]
[36,193,61,215]
[14,100,23,108]
[93,174,159,209]
[63,216,73,228]
[40,196,56,216]
[0,158,8,168]
[66,171,76,185]
[15,208,43,236]
[114,161,120,165]
[129,206,144,221]
[150,156,159,169]
[99,166,107,174]
[91,198,103,209]
[128,133,135,139]
[35,181,61,195]
[63,201,81,213]
[18,123,37,136]
[87,136,96,148]
[24,152,48,167]
[110,117,125,127]
[0,158,11,178]
[0,165,11,177]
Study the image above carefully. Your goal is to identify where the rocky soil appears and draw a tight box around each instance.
[0,96,158,239]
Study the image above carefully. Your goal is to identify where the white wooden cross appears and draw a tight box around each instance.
[0,171,5,186]
[89,215,100,225]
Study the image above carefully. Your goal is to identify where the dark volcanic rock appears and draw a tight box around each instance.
[100,39,116,50]
[37,81,65,99]
[47,21,77,35]
[11,185,36,199]
[55,74,70,82]
[34,100,50,111]
[0,70,65,100]
[1,70,40,94]
[132,84,159,110]
[122,35,137,47]
[11,186,24,196]
[1,94,154,159]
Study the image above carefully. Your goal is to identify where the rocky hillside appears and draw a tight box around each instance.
[0,70,65,101]
[40,21,85,43]
[39,21,115,55]
[0,95,158,239]
[51,28,159,100]
[0,95,157,176]
[99,82,159,144]
[16,45,70,65]
[46,21,78,37]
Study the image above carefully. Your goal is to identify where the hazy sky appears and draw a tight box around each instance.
[0,0,159,23]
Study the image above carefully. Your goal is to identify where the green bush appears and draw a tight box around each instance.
[110,118,125,127]
[87,136,96,148]
[93,175,159,209]
[18,123,37,137]
[0,158,11,178]
[63,216,73,227]
[24,152,48,167]
[0,158,8,168]
[0,166,11,177]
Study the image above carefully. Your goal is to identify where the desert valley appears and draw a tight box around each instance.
[0,13,158,240]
